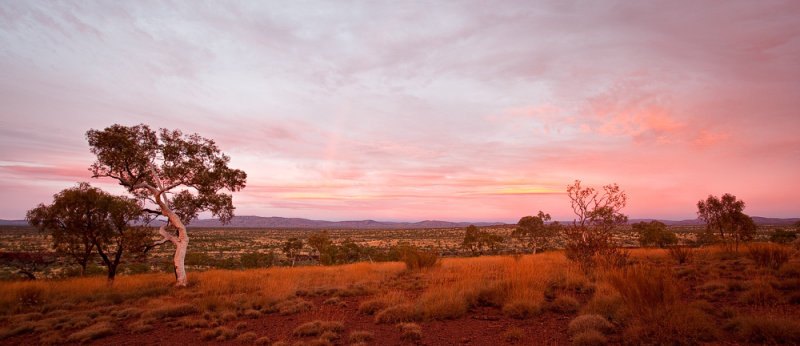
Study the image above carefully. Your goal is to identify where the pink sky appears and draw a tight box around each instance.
[1,1,798,222]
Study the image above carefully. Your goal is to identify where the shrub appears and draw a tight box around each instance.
[548,295,580,313]
[725,315,800,344]
[358,291,406,315]
[581,293,625,324]
[215,327,237,341]
[608,264,715,344]
[571,329,607,346]
[502,300,541,319]
[739,279,780,306]
[667,246,693,264]
[236,331,258,342]
[503,326,525,343]
[396,244,439,271]
[747,243,792,270]
[397,322,422,341]
[240,251,275,268]
[293,320,344,336]
[375,304,417,324]
[349,330,374,343]
[769,228,797,244]
[274,298,313,315]
[66,321,115,343]
[415,288,469,320]
[147,304,197,319]
[568,314,614,336]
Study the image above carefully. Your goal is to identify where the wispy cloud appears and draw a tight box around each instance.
[1,1,798,221]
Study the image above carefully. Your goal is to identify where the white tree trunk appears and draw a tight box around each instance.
[148,183,190,287]
[164,211,189,287]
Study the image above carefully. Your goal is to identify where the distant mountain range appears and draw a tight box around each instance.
[2,216,798,229]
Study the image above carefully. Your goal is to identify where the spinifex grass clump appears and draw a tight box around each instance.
[746,243,792,270]
[606,264,716,344]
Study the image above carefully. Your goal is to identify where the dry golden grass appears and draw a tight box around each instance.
[414,253,584,321]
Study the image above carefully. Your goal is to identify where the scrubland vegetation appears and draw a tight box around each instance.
[1,237,799,345]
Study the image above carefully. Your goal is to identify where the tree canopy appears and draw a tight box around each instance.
[26,182,148,280]
[697,193,755,250]
[513,211,560,254]
[86,124,246,286]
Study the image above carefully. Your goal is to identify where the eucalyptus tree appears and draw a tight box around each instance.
[513,211,560,254]
[26,182,147,280]
[86,124,246,286]
[697,193,755,250]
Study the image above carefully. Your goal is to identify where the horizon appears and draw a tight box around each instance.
[1,2,799,222]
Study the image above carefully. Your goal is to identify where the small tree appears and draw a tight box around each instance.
[26,183,149,280]
[769,228,798,244]
[308,231,333,261]
[563,180,628,267]
[513,211,560,254]
[462,225,481,255]
[282,238,303,267]
[0,252,56,280]
[697,193,755,251]
[479,232,504,254]
[633,220,678,248]
[87,124,246,286]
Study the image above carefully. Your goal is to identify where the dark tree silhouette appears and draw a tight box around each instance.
[513,211,561,254]
[26,183,148,280]
[697,193,755,251]
[86,124,246,286]
[564,180,628,267]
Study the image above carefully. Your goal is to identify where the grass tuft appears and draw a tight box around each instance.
[66,321,115,343]
[568,314,614,336]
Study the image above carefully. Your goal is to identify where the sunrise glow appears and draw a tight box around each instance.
[1,1,798,223]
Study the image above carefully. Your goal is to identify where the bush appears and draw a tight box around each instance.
[548,295,580,313]
[66,322,115,343]
[293,320,344,336]
[375,304,416,324]
[503,327,525,343]
[568,314,614,336]
[395,244,439,271]
[571,329,607,346]
[667,246,693,264]
[349,330,374,343]
[725,315,800,343]
[240,251,275,268]
[769,229,798,244]
[747,243,792,270]
[397,323,422,341]
[147,304,197,319]
[502,300,541,319]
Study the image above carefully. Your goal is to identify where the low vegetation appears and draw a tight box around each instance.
[0,242,798,344]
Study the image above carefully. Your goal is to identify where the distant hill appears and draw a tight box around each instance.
[628,217,800,226]
[0,219,29,226]
[182,216,506,229]
[4,216,797,229]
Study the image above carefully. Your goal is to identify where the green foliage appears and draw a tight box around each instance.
[513,211,560,254]
[26,183,148,280]
[282,238,303,266]
[769,228,798,244]
[240,251,275,268]
[86,124,247,225]
[215,257,240,270]
[462,225,505,255]
[697,193,755,249]
[633,220,678,248]
[461,225,481,254]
